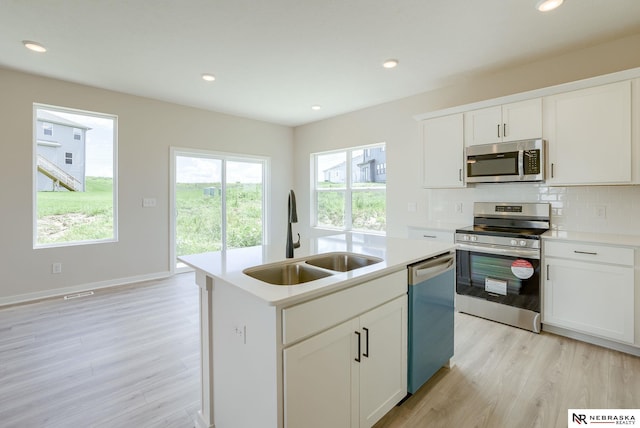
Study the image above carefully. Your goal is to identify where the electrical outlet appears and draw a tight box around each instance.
[407,202,417,213]
[595,205,607,219]
[233,325,247,344]
[52,263,62,274]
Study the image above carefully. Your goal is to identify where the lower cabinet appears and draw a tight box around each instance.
[283,296,407,428]
[543,240,635,344]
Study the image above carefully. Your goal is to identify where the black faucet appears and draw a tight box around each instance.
[286,189,301,258]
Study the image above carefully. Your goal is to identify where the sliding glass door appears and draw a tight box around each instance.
[171,148,267,270]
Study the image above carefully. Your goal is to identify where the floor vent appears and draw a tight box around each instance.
[63,291,95,300]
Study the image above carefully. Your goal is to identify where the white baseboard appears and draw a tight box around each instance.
[0,271,173,307]
[542,323,640,357]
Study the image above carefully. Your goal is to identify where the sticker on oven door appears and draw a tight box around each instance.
[485,278,507,295]
[511,259,534,279]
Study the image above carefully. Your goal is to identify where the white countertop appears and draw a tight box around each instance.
[543,230,640,247]
[179,233,454,306]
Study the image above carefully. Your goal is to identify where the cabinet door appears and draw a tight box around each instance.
[544,258,634,344]
[422,114,465,188]
[284,318,359,428]
[501,98,542,142]
[544,81,632,185]
[359,296,408,428]
[464,105,502,146]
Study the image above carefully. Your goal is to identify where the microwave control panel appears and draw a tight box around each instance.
[523,150,540,174]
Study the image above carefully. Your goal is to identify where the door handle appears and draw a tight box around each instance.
[362,327,369,358]
[354,331,361,362]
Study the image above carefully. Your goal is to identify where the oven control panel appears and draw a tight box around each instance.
[455,233,540,250]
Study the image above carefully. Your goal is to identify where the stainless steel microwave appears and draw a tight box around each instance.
[465,139,544,183]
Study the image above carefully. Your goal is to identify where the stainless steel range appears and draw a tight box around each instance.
[455,202,550,332]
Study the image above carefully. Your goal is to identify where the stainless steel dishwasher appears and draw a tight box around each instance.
[407,250,455,394]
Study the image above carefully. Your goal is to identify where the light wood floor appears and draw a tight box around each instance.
[1,273,639,428]
[0,273,201,428]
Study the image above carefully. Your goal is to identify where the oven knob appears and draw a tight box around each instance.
[463,235,470,241]
[519,240,527,247]
[471,235,478,242]
[510,239,517,246]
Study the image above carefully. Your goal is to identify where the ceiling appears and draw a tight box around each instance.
[1,1,640,127]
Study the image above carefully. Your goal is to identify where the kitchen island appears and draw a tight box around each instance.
[179,233,453,428]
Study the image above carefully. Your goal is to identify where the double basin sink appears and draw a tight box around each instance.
[243,252,382,286]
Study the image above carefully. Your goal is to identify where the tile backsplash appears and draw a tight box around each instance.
[426,183,640,235]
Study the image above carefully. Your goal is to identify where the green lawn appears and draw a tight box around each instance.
[37,177,114,244]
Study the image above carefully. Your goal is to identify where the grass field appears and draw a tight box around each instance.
[37,178,383,252]
[36,177,114,244]
[37,177,263,255]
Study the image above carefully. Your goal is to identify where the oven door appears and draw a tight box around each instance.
[456,248,540,313]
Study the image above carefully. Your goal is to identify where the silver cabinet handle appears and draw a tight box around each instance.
[546,264,550,281]
[503,123,506,138]
[574,250,598,255]
[459,168,462,182]
[422,235,437,239]
[497,124,501,138]
[551,163,555,178]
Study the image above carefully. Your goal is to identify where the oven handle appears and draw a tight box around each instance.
[456,242,540,259]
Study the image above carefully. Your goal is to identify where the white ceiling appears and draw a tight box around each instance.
[1,0,639,126]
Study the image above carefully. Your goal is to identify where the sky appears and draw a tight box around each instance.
[176,156,263,184]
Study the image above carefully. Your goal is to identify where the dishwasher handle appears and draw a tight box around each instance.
[409,252,455,285]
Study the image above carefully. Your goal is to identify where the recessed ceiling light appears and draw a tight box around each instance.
[536,0,564,12]
[201,73,216,82]
[382,59,399,69]
[22,40,46,53]
[311,105,322,111]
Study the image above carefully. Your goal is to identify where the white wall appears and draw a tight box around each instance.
[293,33,640,238]
[0,68,293,304]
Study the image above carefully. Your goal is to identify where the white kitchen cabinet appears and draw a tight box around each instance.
[421,113,464,188]
[464,98,542,146]
[283,272,407,428]
[543,240,635,344]
[543,80,632,185]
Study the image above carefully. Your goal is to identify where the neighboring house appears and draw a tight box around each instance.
[36,111,90,191]
[323,146,386,184]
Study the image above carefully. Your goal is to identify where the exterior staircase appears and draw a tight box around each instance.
[37,154,82,191]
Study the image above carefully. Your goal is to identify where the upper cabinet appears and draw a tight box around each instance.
[464,99,542,147]
[543,81,632,185]
[421,113,465,188]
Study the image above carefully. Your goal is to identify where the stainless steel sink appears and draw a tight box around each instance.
[243,263,333,285]
[304,252,382,272]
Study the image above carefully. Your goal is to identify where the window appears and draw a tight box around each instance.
[73,128,81,140]
[313,143,386,233]
[171,148,268,270]
[34,104,117,247]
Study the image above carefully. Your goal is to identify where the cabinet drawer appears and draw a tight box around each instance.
[282,270,406,346]
[544,240,634,266]
[408,227,454,242]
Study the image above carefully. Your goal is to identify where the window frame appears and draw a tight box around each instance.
[33,103,118,249]
[312,143,386,234]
